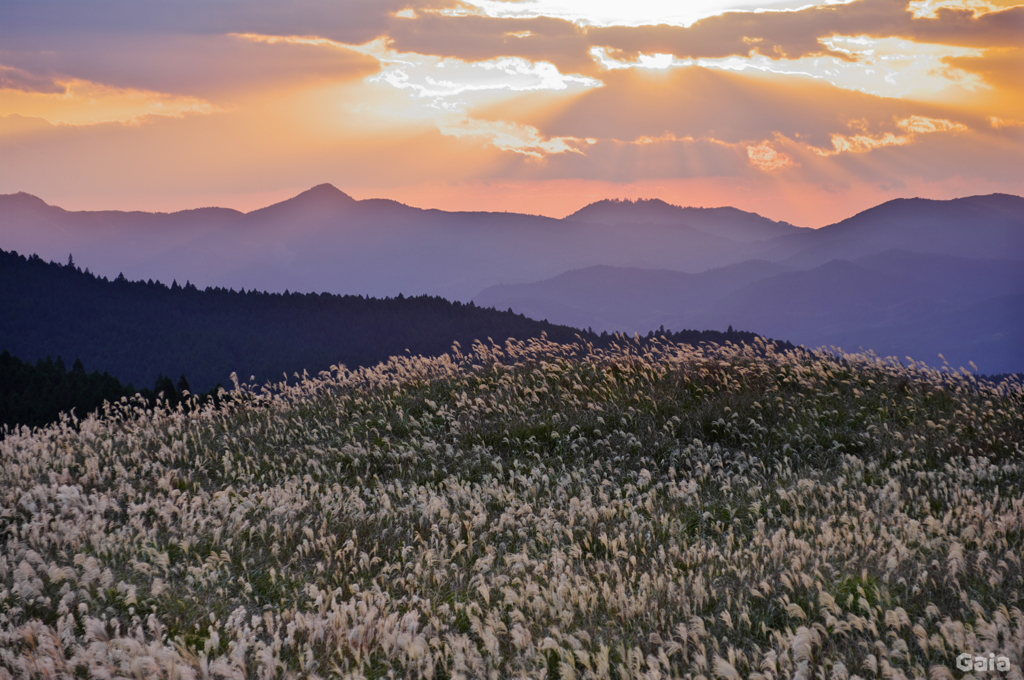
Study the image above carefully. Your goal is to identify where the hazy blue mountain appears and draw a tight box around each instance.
[2,186,1022,320]
[474,260,794,333]
[843,294,1024,375]
[672,251,1024,373]
[566,198,806,242]
[245,183,358,222]
[0,187,770,300]
[473,250,1024,373]
[0,190,246,288]
[761,194,1024,267]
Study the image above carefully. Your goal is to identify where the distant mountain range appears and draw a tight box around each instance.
[475,251,1024,373]
[0,185,809,301]
[2,186,1022,373]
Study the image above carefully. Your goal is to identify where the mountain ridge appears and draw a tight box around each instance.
[565,196,806,242]
[4,186,1022,224]
[2,186,1022,304]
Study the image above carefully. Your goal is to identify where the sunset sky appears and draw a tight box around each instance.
[1,0,1022,226]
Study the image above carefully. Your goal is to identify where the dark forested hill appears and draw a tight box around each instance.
[0,249,585,391]
[0,249,776,393]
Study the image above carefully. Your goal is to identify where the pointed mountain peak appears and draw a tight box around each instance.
[301,183,355,200]
[246,183,356,218]
[288,183,356,207]
[0,191,57,212]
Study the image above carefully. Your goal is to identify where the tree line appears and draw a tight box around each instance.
[0,350,219,436]
[1,247,790,432]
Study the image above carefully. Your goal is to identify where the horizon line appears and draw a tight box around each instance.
[3,184,1021,230]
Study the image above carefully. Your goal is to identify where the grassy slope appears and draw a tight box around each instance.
[1,338,1022,679]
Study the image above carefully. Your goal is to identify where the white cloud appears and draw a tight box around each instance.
[361,47,601,98]
[590,47,691,70]
[439,0,857,28]
[589,35,986,100]
[236,35,601,99]
[437,117,584,157]
[811,115,967,156]
[907,0,1008,18]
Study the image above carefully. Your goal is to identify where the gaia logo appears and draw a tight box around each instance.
[957,653,1011,672]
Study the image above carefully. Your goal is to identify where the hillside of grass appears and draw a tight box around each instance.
[1,338,1022,679]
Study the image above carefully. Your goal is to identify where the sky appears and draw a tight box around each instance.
[1,0,1022,226]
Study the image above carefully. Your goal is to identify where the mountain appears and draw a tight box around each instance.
[0,187,790,300]
[474,250,1024,373]
[674,251,1024,373]
[245,183,358,221]
[566,198,806,242]
[3,188,1021,302]
[0,188,744,300]
[765,194,1024,267]
[3,187,1022,371]
[474,260,794,332]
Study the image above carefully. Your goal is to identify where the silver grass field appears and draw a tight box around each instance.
[1,337,1022,680]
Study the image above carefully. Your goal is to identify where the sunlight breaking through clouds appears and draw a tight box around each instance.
[359,42,602,98]
[341,39,600,158]
[590,48,688,70]
[747,141,795,171]
[4,0,1021,222]
[232,33,601,100]
[355,41,598,157]
[443,0,858,27]
[232,33,597,159]
[907,0,1013,18]
[591,36,986,100]
[437,117,585,157]
[812,115,967,156]
[815,35,986,97]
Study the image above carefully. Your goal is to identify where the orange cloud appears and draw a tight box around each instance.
[0,69,219,126]
[989,116,1024,128]
[897,115,969,134]
[747,141,795,171]
[437,117,586,157]
[811,115,967,156]
[0,65,66,94]
[230,31,599,160]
